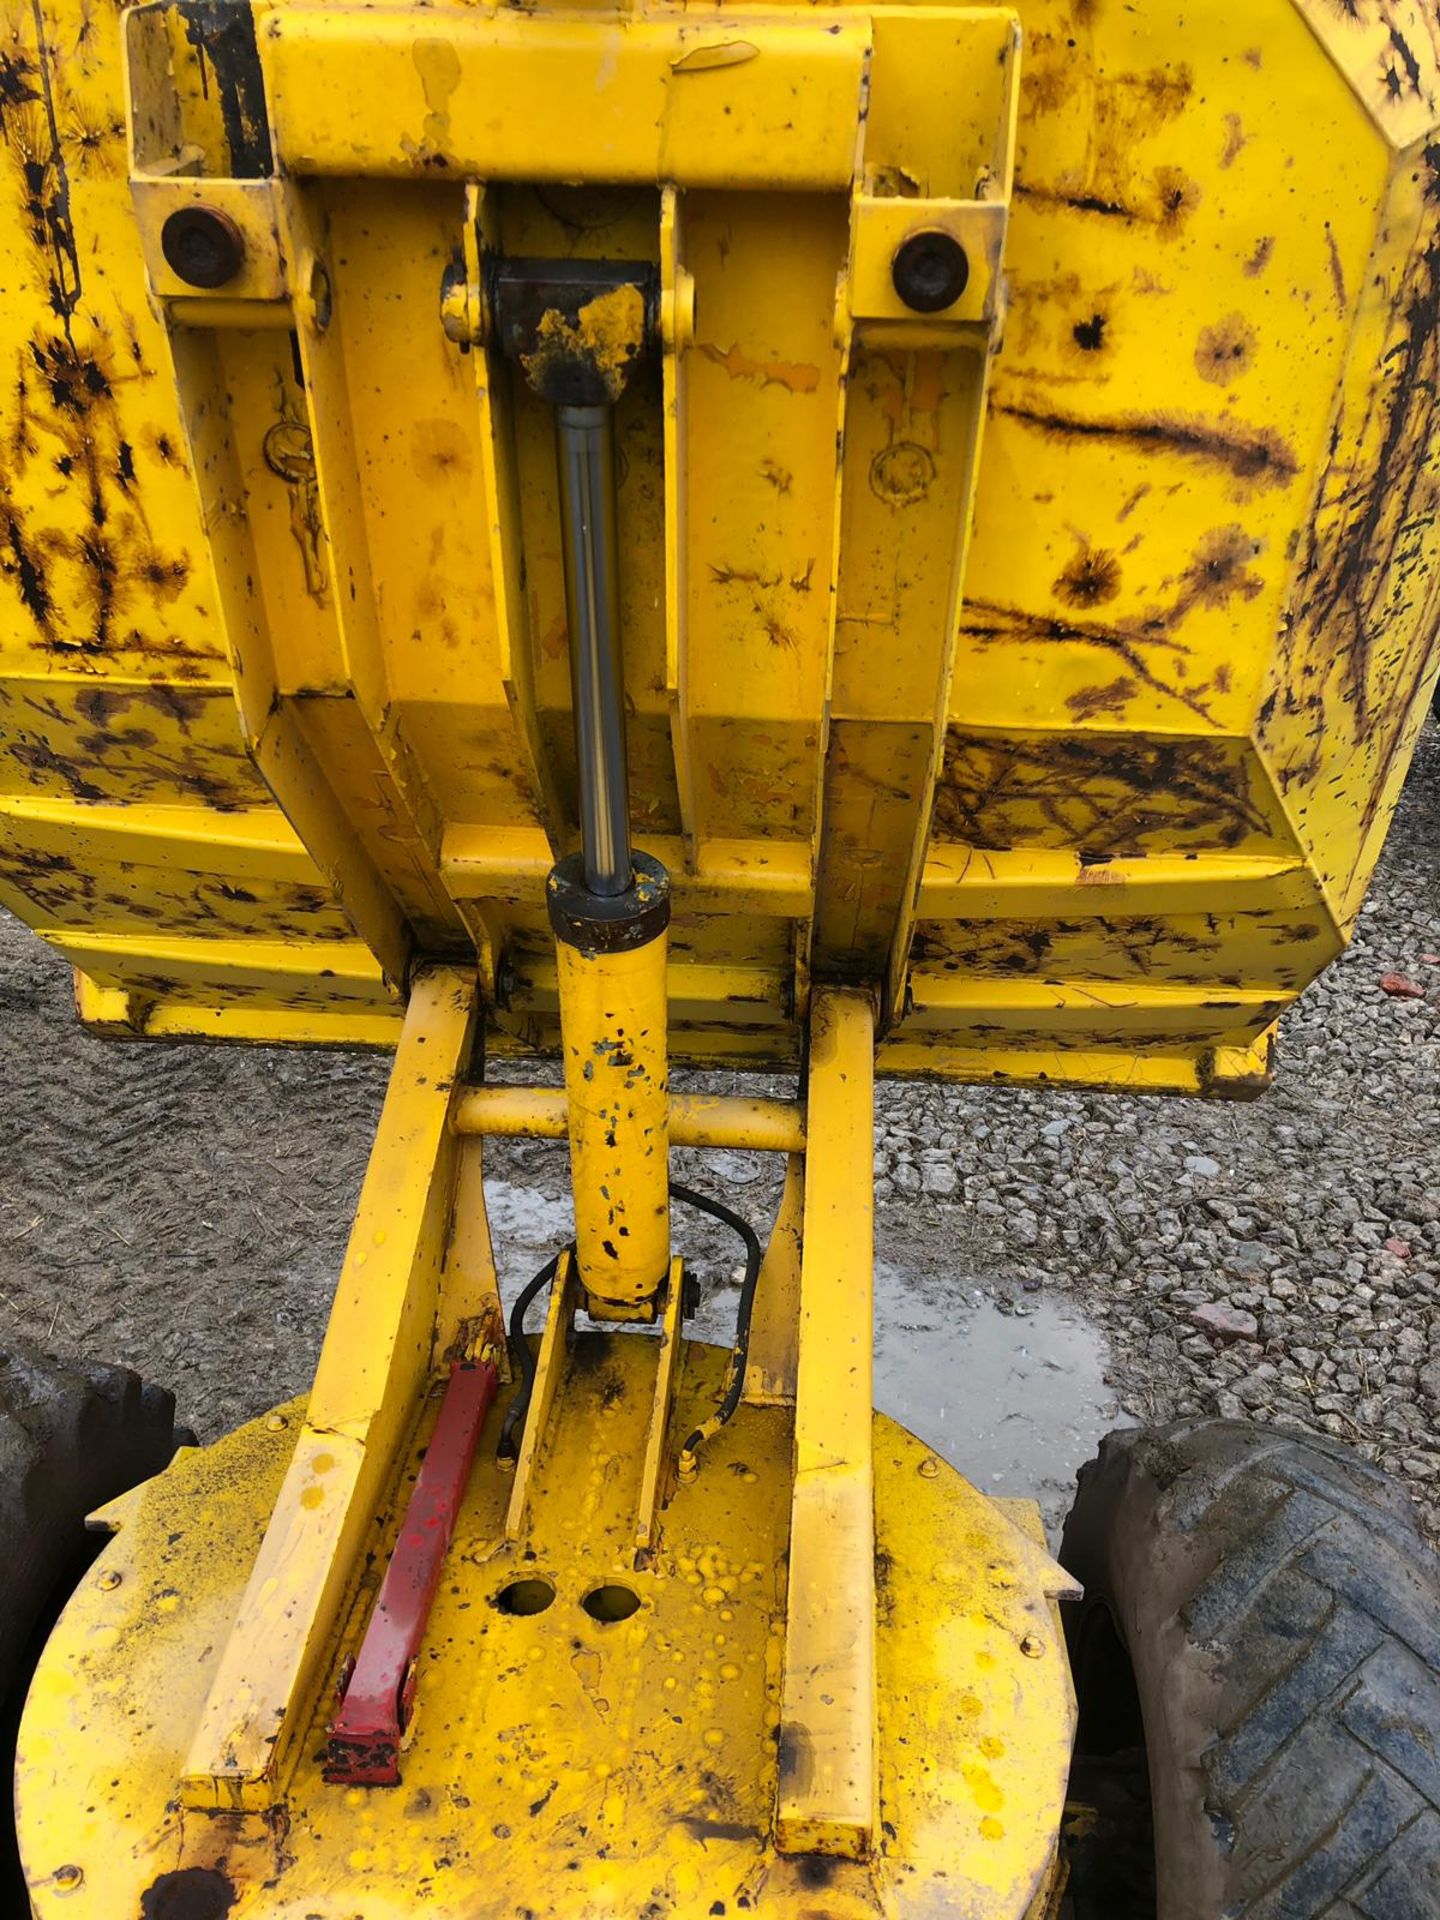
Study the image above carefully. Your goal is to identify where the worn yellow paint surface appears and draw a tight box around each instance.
[18,1357,1073,1919]
[777,990,878,1859]
[0,0,1428,1082]
[181,966,477,1810]
[556,927,672,1318]
[453,1082,805,1153]
[17,5,1430,1909]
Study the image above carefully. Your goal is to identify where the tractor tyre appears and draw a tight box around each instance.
[0,1338,185,1906]
[1059,1419,1440,1920]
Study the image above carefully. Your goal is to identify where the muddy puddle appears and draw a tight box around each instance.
[486,1175,1122,1540]
[869,1266,1122,1539]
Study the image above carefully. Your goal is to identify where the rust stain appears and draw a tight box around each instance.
[1324,224,1348,315]
[139,1866,237,1920]
[1242,235,1275,278]
[968,523,1264,723]
[870,441,935,506]
[1380,16,1430,102]
[0,12,80,331]
[0,10,212,669]
[993,399,1299,492]
[932,729,1271,858]
[697,341,821,394]
[1117,483,1151,523]
[961,598,1212,721]
[1054,544,1121,608]
[910,908,1310,989]
[410,416,473,480]
[1176,525,1264,612]
[1014,56,1199,238]
[1263,142,1440,856]
[1022,49,1190,143]
[1066,675,1137,719]
[1154,166,1202,235]
[1194,312,1257,387]
[0,326,202,658]
[1016,168,1201,234]
[1220,113,1247,168]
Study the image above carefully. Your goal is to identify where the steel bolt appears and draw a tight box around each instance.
[1020,1632,1045,1659]
[265,1413,288,1432]
[96,1567,122,1592]
[53,1864,83,1892]
[891,229,969,314]
[161,205,246,290]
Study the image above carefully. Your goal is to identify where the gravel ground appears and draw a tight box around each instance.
[871,715,1440,1542]
[0,721,1436,1538]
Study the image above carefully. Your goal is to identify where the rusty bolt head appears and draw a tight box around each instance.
[1020,1632,1046,1659]
[161,205,246,290]
[53,1864,83,1892]
[891,229,969,314]
[96,1566,122,1591]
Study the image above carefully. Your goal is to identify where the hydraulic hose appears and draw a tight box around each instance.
[671,1181,763,1472]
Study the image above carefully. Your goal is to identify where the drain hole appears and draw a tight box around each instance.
[582,1583,641,1623]
[493,1578,556,1616]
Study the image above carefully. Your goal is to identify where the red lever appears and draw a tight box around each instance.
[326,1359,499,1786]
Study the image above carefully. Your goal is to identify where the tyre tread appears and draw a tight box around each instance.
[1061,1419,1440,1920]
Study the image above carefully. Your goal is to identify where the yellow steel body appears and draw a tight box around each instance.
[454,1084,806,1155]
[556,928,672,1317]
[0,0,1429,1090]
[18,1378,1074,1920]
[8,0,1440,1915]
[777,991,878,1858]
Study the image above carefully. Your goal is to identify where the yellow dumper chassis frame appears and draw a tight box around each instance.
[15,0,1440,1909]
[18,8,1086,1910]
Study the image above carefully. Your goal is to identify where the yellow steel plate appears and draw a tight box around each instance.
[18,1339,1073,1919]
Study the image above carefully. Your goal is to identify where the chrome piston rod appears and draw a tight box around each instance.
[556,403,631,897]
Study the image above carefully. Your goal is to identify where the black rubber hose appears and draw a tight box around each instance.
[671,1180,763,1460]
[499,1248,567,1457]
[499,1184,764,1464]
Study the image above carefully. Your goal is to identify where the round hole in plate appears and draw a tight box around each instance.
[493,1578,556,1616]
[582,1583,642,1624]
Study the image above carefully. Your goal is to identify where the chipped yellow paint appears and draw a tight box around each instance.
[521,283,649,406]
[556,928,672,1318]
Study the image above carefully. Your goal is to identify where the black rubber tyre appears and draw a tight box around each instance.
[1060,1420,1440,1920]
[0,1339,185,1905]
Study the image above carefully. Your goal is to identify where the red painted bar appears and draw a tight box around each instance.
[326,1360,499,1786]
